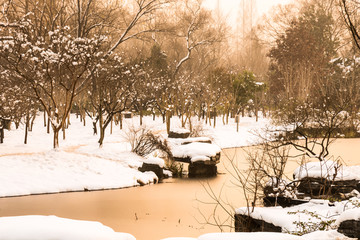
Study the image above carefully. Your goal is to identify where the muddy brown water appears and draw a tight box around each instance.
[0,138,359,240]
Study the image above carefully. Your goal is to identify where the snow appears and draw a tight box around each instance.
[293,160,360,181]
[161,238,197,240]
[0,114,268,198]
[168,137,212,145]
[302,230,352,240]
[170,128,190,134]
[170,142,221,160]
[161,231,354,240]
[0,215,135,240]
[335,208,360,225]
[198,232,304,240]
[143,156,165,168]
[0,149,159,197]
[236,198,360,234]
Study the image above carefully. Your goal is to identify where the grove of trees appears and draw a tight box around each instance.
[1,0,360,148]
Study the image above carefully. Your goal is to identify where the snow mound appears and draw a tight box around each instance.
[198,232,304,240]
[0,215,135,240]
[236,199,351,232]
[0,150,157,197]
[161,238,197,240]
[143,156,165,168]
[301,229,350,240]
[335,208,360,226]
[170,128,190,134]
[293,160,360,180]
[170,142,220,159]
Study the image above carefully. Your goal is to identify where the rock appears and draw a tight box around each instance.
[138,163,164,181]
[263,196,309,207]
[297,177,360,198]
[234,214,282,232]
[188,162,217,178]
[338,220,360,238]
[168,129,190,139]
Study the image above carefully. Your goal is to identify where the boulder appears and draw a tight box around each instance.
[188,162,217,178]
[263,196,308,208]
[138,163,164,181]
[168,129,190,139]
[338,220,360,238]
[234,214,282,233]
[297,177,360,198]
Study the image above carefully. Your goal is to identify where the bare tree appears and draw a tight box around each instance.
[340,0,360,50]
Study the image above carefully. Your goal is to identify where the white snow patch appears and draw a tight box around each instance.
[0,215,135,240]
[335,208,360,226]
[170,128,190,134]
[191,156,210,162]
[143,156,165,168]
[198,232,304,240]
[161,238,197,240]
[294,160,360,180]
[235,199,353,233]
[302,230,351,240]
[170,142,220,159]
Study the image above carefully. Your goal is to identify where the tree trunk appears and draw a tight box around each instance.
[119,113,123,130]
[98,114,112,147]
[43,111,47,127]
[67,114,71,127]
[53,127,59,148]
[166,111,171,134]
[162,112,166,123]
[153,112,156,121]
[98,111,104,147]
[62,125,66,140]
[24,114,29,144]
[93,120,97,135]
[0,128,3,144]
[140,110,143,126]
[47,117,50,134]
[110,117,113,134]
[213,109,216,128]
[226,109,229,125]
[29,114,36,131]
[99,126,105,147]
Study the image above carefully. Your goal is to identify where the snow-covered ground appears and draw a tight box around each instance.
[0,114,269,198]
[0,215,136,240]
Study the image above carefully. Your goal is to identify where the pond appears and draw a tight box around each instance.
[0,138,359,240]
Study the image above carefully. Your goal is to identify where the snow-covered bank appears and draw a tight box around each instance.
[0,215,351,240]
[0,215,135,240]
[0,150,158,197]
[0,114,268,197]
[161,231,352,240]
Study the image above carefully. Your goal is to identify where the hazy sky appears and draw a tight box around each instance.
[203,0,292,24]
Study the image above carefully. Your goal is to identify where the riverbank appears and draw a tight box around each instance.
[0,113,269,197]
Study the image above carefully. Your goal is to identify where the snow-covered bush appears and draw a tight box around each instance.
[124,124,172,158]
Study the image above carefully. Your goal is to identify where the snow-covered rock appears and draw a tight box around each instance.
[293,160,360,181]
[235,199,357,234]
[198,232,304,240]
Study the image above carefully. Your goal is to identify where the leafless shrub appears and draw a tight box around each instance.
[125,125,172,158]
